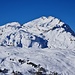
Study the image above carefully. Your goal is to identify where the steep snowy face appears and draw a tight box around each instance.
[0,22,21,45]
[23,16,64,33]
[0,22,48,48]
[0,16,75,49]
[23,16,75,49]
[23,16,74,34]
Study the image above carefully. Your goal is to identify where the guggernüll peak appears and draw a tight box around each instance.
[0,16,75,49]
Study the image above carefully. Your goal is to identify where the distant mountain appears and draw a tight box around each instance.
[0,16,75,49]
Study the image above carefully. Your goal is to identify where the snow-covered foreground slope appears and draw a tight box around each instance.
[0,46,75,75]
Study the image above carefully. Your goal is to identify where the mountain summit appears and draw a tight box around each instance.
[0,16,75,49]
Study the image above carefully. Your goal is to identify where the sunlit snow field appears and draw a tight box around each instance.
[0,46,75,75]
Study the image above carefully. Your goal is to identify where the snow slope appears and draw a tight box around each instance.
[0,47,75,75]
[0,16,75,75]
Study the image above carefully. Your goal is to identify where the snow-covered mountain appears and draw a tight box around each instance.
[0,16,75,49]
[0,16,75,75]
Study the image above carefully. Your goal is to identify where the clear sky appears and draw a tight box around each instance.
[0,0,75,32]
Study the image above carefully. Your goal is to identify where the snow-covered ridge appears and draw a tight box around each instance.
[0,16,75,49]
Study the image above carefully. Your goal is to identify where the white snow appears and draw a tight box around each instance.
[0,16,75,75]
[0,47,75,75]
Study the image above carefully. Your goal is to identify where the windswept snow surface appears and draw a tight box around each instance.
[0,16,75,75]
[0,47,75,75]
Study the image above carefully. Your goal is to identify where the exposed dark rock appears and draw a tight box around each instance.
[18,59,25,64]
[27,62,37,68]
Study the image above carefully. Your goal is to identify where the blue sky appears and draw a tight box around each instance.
[0,0,75,31]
